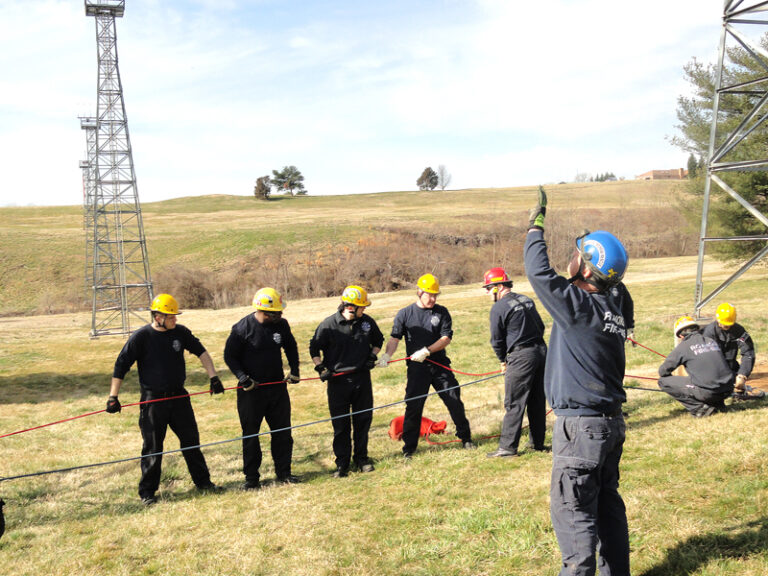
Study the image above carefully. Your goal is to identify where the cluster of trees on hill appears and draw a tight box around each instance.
[417,165,451,190]
[673,37,768,259]
[254,166,307,199]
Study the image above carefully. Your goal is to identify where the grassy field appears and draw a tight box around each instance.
[0,247,767,575]
[0,180,695,316]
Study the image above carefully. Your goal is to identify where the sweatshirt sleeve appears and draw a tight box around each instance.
[524,229,583,327]
[659,345,683,377]
[489,307,507,361]
[737,331,755,376]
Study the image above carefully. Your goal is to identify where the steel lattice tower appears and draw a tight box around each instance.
[695,1,768,315]
[80,116,97,295]
[84,0,153,337]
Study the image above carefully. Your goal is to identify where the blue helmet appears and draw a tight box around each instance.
[575,230,628,287]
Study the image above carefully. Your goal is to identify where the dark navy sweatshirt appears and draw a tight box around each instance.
[524,229,628,416]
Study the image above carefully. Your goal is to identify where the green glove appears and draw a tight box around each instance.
[528,186,547,230]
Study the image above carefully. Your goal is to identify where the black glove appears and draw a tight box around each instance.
[315,363,333,382]
[285,373,300,384]
[106,395,121,413]
[239,376,256,392]
[528,185,547,230]
[209,375,225,395]
[365,352,378,370]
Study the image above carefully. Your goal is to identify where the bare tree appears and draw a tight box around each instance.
[437,165,452,190]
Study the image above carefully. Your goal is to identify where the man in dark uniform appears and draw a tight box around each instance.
[379,273,475,458]
[483,267,548,458]
[107,293,225,506]
[224,287,301,490]
[525,188,632,576]
[309,285,384,477]
[701,302,755,396]
[659,315,734,417]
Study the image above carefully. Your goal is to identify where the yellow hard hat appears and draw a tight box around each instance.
[715,302,736,326]
[417,273,440,294]
[341,285,371,307]
[674,315,699,337]
[150,293,181,315]
[252,287,285,312]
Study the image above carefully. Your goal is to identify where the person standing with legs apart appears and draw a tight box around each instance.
[483,267,548,458]
[224,288,301,490]
[106,293,225,507]
[524,187,632,576]
[379,273,475,458]
[309,285,383,477]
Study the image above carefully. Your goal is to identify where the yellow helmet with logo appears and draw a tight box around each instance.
[341,285,371,307]
[715,302,736,326]
[674,315,699,337]
[150,293,181,315]
[417,273,440,294]
[252,287,285,312]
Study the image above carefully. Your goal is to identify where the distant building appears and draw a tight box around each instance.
[636,168,688,180]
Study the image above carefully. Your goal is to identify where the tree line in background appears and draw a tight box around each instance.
[673,35,768,259]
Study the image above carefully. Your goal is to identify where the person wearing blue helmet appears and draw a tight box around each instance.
[524,187,632,576]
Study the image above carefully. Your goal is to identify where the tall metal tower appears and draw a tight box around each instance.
[695,1,768,315]
[80,116,97,295]
[84,0,153,337]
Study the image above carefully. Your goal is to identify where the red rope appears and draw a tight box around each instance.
[0,357,413,439]
[627,337,666,358]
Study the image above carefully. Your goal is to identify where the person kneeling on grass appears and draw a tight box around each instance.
[658,316,734,418]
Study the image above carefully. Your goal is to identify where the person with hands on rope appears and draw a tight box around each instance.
[525,187,633,576]
[224,287,301,490]
[309,285,384,477]
[483,267,548,458]
[108,293,224,507]
[659,316,734,417]
[701,303,756,399]
[380,273,475,458]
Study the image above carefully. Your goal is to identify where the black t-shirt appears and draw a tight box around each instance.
[224,313,300,384]
[309,311,384,372]
[113,323,205,392]
[391,302,453,364]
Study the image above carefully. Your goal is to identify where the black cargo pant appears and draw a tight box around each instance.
[500,343,547,452]
[658,375,730,416]
[327,371,373,470]
[550,414,629,576]
[402,362,471,454]
[237,383,293,482]
[138,388,211,498]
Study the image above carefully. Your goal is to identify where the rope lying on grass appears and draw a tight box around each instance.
[0,371,501,483]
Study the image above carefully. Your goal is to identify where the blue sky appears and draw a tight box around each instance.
[0,0,721,206]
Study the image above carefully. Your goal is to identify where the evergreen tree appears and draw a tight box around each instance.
[253,175,272,199]
[417,167,439,190]
[672,42,768,258]
[272,165,306,196]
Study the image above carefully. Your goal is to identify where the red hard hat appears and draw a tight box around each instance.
[483,267,510,288]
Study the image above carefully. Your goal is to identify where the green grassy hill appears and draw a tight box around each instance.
[0,240,766,573]
[0,180,695,316]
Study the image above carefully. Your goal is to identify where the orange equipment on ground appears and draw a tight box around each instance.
[388,415,447,441]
